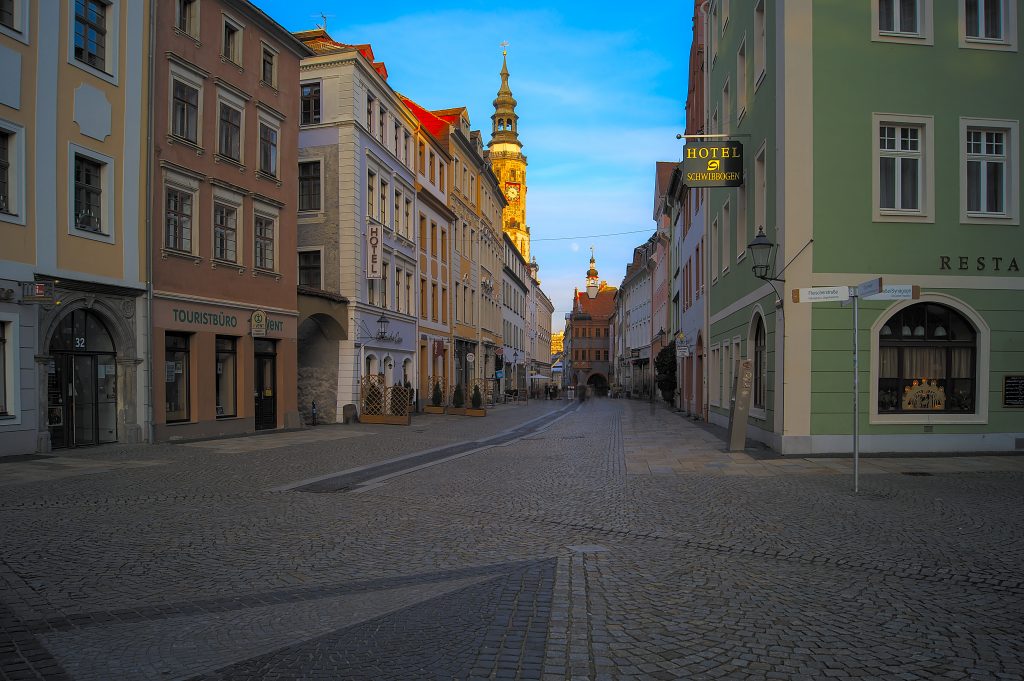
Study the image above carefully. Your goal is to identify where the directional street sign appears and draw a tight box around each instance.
[854,277,883,298]
[791,286,850,304]
[864,284,921,301]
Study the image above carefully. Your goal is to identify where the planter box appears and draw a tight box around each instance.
[360,413,411,426]
[465,408,486,417]
[423,405,445,414]
[446,407,467,416]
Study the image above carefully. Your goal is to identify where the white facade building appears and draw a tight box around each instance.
[295,31,419,419]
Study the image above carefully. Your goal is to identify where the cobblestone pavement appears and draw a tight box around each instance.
[1,398,1022,680]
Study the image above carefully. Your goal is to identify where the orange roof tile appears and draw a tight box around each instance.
[399,95,450,138]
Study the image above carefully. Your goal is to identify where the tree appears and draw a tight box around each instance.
[452,383,465,408]
[655,341,677,404]
[431,381,443,407]
[471,384,483,409]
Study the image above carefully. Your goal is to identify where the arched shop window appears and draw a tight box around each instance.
[877,303,976,413]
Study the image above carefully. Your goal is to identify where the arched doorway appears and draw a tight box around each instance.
[586,373,609,396]
[47,309,117,448]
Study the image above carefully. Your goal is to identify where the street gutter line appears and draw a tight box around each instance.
[271,403,578,493]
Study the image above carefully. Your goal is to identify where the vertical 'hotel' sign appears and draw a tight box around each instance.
[366,219,382,279]
[681,142,744,187]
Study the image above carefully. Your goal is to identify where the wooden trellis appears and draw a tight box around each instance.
[427,375,448,406]
[361,375,412,424]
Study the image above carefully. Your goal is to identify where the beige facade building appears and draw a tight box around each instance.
[1,0,150,454]
[429,106,506,397]
[150,0,309,441]
[402,102,455,404]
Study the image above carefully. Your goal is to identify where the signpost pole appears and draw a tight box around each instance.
[852,291,860,494]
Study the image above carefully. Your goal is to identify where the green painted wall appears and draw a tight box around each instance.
[706,0,780,423]
[812,0,1024,276]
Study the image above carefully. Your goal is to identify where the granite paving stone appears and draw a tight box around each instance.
[1,398,1022,679]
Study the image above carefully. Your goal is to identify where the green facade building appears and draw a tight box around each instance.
[703,0,1022,453]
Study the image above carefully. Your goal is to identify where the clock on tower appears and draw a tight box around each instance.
[505,183,521,202]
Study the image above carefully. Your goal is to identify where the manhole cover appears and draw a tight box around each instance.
[901,471,933,476]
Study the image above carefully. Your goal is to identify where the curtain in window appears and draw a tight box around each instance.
[903,347,945,379]
[951,348,973,378]
[879,347,899,378]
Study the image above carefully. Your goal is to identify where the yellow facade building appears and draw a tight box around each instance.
[1,0,150,454]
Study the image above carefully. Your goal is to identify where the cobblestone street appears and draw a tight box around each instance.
[2,398,1022,680]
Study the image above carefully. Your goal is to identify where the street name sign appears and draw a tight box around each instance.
[791,286,850,304]
[854,277,883,298]
[864,284,921,301]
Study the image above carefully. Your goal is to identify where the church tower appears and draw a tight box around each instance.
[487,48,530,261]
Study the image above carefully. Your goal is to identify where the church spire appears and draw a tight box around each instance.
[489,46,520,147]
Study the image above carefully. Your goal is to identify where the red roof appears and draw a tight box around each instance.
[575,286,616,319]
[399,95,450,138]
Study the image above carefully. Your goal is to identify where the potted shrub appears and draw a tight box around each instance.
[424,380,445,414]
[466,384,486,417]
[448,383,466,415]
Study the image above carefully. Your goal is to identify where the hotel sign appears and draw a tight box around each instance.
[681,142,744,187]
[366,222,382,279]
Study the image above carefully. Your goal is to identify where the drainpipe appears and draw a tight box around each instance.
[144,0,157,443]
[700,0,712,423]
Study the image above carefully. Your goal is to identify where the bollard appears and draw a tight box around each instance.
[311,400,317,426]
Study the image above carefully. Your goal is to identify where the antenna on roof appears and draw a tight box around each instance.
[500,40,509,56]
[312,12,332,31]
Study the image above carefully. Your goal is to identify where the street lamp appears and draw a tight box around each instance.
[376,314,390,339]
[747,226,784,306]
[747,227,777,280]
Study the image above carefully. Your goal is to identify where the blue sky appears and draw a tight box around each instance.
[254,0,692,324]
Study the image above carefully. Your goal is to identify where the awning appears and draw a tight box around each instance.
[529,374,551,380]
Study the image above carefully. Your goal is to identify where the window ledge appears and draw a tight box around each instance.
[214,154,245,171]
[167,135,204,156]
[253,268,281,281]
[219,55,244,73]
[960,37,1014,51]
[874,210,933,224]
[256,170,282,187]
[72,57,117,85]
[0,211,25,227]
[161,248,202,265]
[259,80,279,94]
[869,412,988,425]
[211,259,244,274]
[215,414,241,420]
[173,27,201,48]
[749,407,767,421]
[754,68,766,92]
